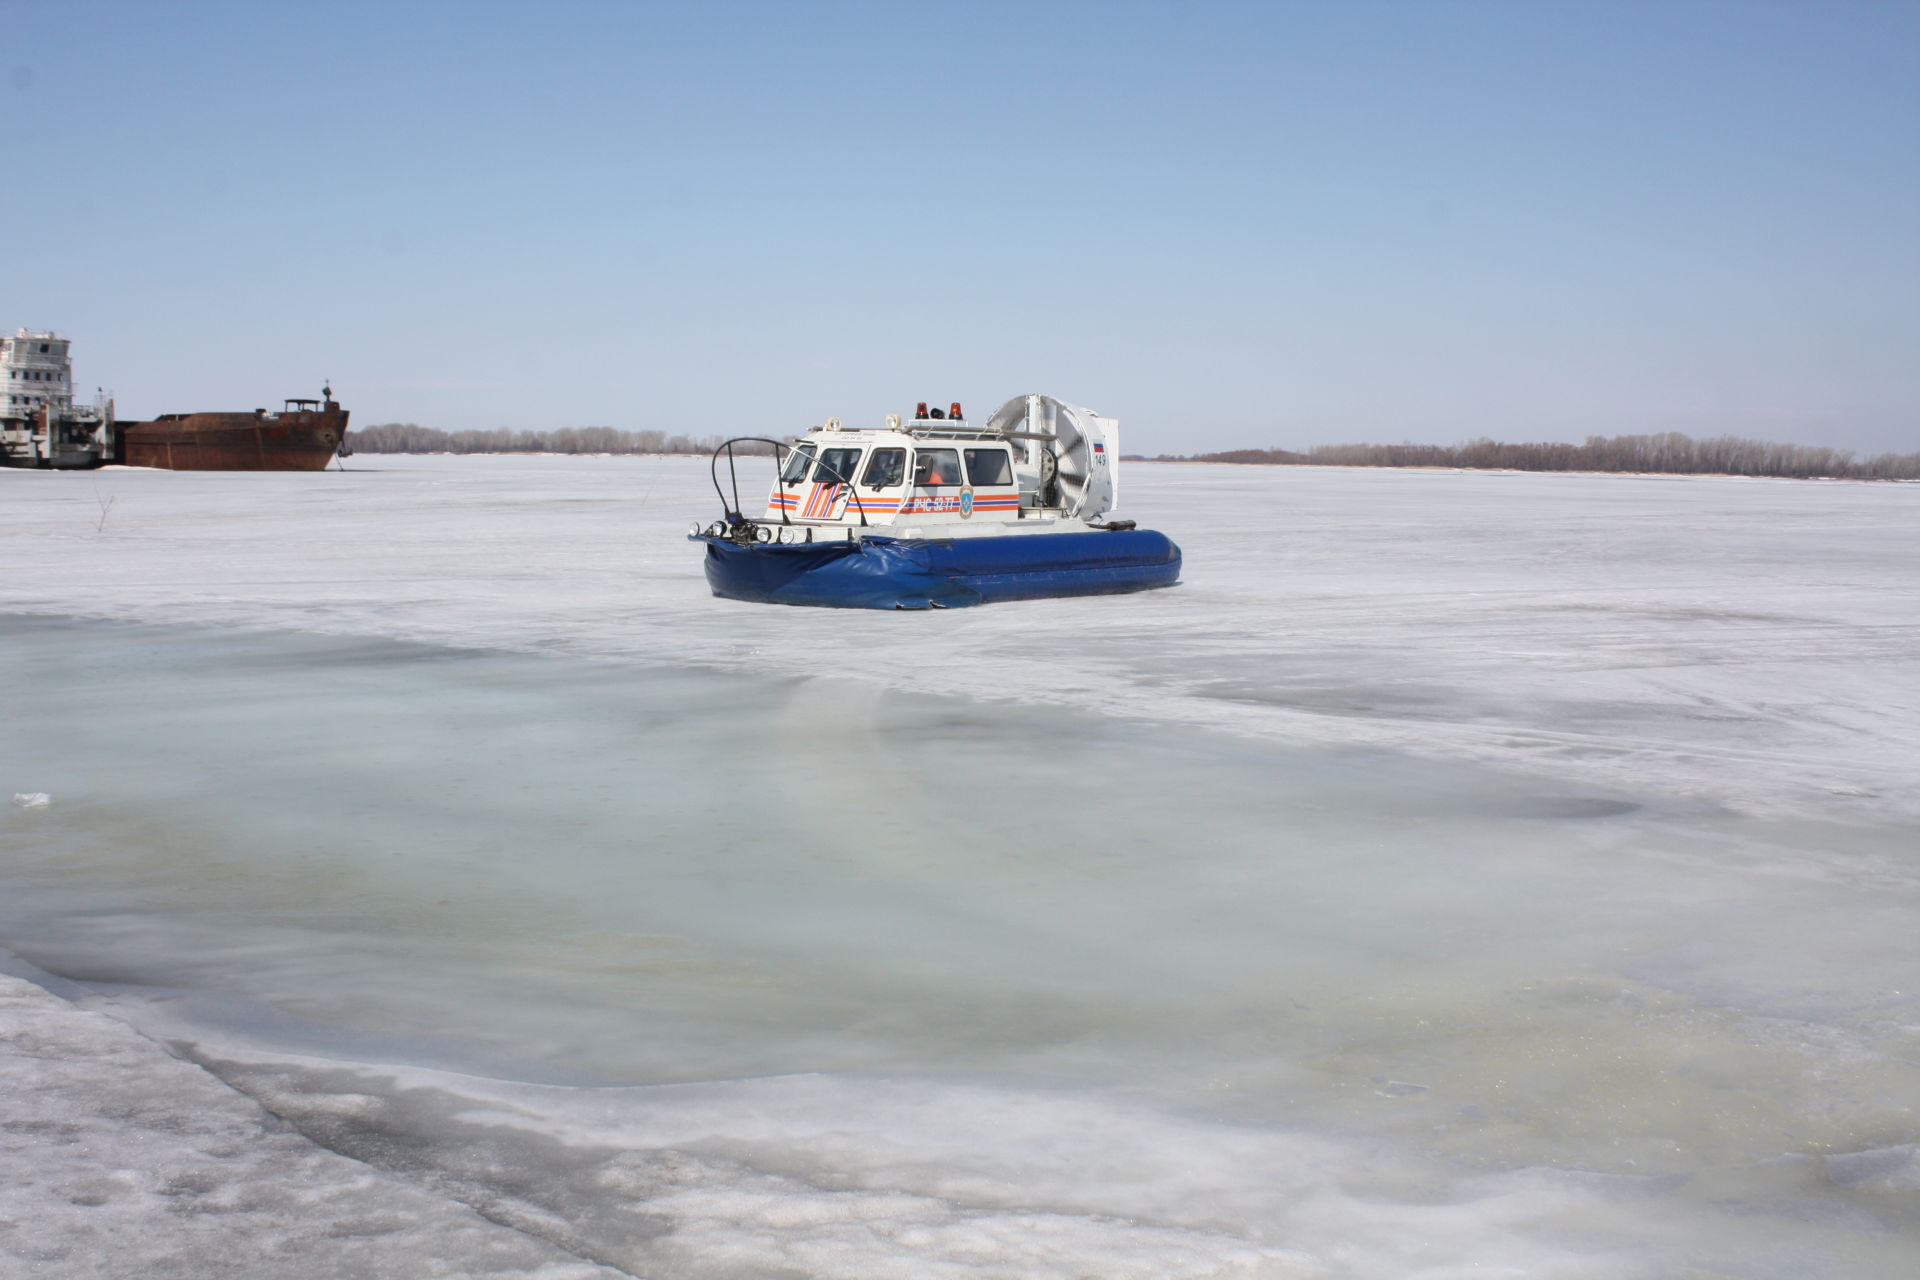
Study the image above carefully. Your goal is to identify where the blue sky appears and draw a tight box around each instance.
[10,0,1917,453]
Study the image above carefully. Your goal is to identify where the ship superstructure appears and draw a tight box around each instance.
[0,330,113,468]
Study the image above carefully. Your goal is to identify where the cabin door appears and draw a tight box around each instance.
[801,446,863,520]
[904,447,964,518]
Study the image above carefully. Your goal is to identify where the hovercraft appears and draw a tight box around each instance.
[689,394,1182,609]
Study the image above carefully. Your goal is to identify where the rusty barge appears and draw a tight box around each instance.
[115,387,349,471]
[1,328,349,470]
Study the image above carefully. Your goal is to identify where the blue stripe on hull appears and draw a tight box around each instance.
[695,530,1182,609]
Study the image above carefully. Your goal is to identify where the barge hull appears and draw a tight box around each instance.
[115,405,348,471]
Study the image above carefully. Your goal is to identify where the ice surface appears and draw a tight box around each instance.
[2,457,1918,1277]
[5,456,1917,820]
[0,960,617,1279]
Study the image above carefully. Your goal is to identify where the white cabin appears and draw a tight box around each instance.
[756,394,1122,541]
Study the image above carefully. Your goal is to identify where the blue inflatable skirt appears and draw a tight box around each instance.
[693,529,1182,609]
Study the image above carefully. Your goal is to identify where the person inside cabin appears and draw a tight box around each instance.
[914,448,960,486]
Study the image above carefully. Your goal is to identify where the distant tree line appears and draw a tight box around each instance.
[346,423,774,456]
[350,422,1915,480]
[1155,432,1920,480]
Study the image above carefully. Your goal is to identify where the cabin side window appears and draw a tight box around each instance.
[812,447,863,485]
[862,448,906,488]
[963,449,1013,487]
[780,444,816,485]
[912,448,961,487]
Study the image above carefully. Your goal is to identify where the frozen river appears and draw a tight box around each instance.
[2,455,1917,1277]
